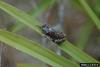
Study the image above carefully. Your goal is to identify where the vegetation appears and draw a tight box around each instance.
[0,0,100,67]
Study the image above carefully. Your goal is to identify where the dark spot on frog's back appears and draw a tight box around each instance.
[42,24,66,44]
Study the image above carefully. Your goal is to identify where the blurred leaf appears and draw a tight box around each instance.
[0,29,79,67]
[78,0,100,30]
[60,41,98,63]
[71,0,81,9]
[12,0,56,32]
[93,0,100,17]
[17,64,45,67]
[30,0,55,17]
[0,1,42,34]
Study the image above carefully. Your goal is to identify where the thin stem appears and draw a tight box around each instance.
[78,0,100,30]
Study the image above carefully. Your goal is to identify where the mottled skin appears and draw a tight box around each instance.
[42,24,66,44]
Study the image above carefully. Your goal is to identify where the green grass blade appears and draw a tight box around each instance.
[30,0,55,17]
[60,41,98,63]
[11,22,25,32]
[11,0,56,32]
[78,0,100,30]
[0,1,42,34]
[0,29,79,67]
[0,1,98,63]
[17,64,45,67]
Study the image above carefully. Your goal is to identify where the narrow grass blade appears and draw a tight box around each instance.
[11,0,56,32]
[78,0,100,30]
[17,64,45,67]
[60,41,99,63]
[0,1,42,34]
[0,29,79,67]
[30,0,55,17]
